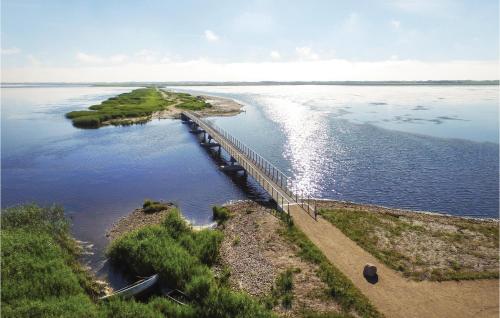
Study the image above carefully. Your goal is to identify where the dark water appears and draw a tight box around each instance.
[1,85,498,286]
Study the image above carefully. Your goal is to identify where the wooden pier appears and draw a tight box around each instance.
[181,111,316,219]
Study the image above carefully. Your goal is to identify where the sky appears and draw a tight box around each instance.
[1,0,498,82]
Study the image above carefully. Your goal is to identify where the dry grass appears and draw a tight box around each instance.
[317,200,499,281]
[218,201,376,318]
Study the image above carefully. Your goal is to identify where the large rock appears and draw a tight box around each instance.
[363,263,378,277]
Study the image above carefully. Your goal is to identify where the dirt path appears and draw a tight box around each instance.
[289,207,499,318]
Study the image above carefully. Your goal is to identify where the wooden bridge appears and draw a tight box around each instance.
[181,111,316,219]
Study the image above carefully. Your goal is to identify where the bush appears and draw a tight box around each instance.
[143,199,170,214]
[162,209,191,238]
[108,207,275,318]
[1,204,99,317]
[212,206,231,225]
[72,116,101,128]
[148,297,197,318]
[99,298,167,318]
[65,88,175,128]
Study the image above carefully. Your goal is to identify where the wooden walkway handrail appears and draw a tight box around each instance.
[181,111,317,220]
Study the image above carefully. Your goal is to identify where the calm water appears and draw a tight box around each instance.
[1,84,498,284]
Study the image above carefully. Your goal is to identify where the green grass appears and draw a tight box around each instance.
[1,204,101,317]
[143,199,170,213]
[1,204,275,317]
[65,88,172,128]
[274,269,294,309]
[66,88,212,128]
[107,208,275,318]
[319,208,499,281]
[276,214,382,318]
[213,206,232,225]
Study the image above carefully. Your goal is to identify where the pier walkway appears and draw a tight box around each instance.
[181,110,316,220]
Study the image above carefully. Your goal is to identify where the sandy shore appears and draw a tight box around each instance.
[153,91,244,120]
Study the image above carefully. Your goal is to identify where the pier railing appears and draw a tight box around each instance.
[182,111,317,218]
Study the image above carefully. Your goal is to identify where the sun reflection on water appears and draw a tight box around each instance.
[256,95,344,197]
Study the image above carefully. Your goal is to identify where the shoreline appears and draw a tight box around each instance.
[106,198,498,242]
[152,90,244,120]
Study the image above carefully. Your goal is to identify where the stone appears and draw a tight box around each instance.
[363,263,377,277]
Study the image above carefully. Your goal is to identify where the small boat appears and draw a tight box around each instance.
[99,274,159,300]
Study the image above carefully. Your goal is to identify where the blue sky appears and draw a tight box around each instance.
[1,0,498,82]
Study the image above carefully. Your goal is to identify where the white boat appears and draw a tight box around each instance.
[99,274,159,300]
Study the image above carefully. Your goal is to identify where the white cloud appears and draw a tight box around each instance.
[270,51,281,60]
[390,20,401,29]
[76,52,105,64]
[76,52,129,64]
[204,30,219,42]
[2,59,497,82]
[109,54,128,64]
[135,49,158,63]
[390,54,400,60]
[2,47,21,55]
[295,47,319,60]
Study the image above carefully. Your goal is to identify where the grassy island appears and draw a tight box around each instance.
[65,88,211,128]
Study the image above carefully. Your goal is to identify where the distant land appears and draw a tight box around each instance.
[1,80,499,87]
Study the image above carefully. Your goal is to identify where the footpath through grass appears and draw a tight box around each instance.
[319,208,499,281]
[276,214,382,318]
[65,88,211,128]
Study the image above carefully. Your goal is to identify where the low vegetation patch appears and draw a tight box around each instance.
[65,88,213,128]
[1,204,180,317]
[319,206,499,281]
[213,205,232,225]
[107,208,275,318]
[65,87,173,128]
[143,199,170,214]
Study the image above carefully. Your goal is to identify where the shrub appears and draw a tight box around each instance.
[1,204,99,317]
[162,208,191,238]
[108,207,275,318]
[99,298,165,318]
[212,206,231,225]
[143,199,170,214]
[72,116,101,128]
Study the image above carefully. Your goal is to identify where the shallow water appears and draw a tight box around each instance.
[1,84,498,286]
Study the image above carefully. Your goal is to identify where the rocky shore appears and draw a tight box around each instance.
[216,200,341,317]
[106,202,175,241]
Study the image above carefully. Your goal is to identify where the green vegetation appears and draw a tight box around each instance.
[65,88,173,128]
[213,205,232,225]
[1,204,101,317]
[276,214,381,318]
[273,269,294,309]
[65,87,213,128]
[0,204,275,317]
[108,208,275,318]
[143,199,170,214]
[319,208,499,281]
